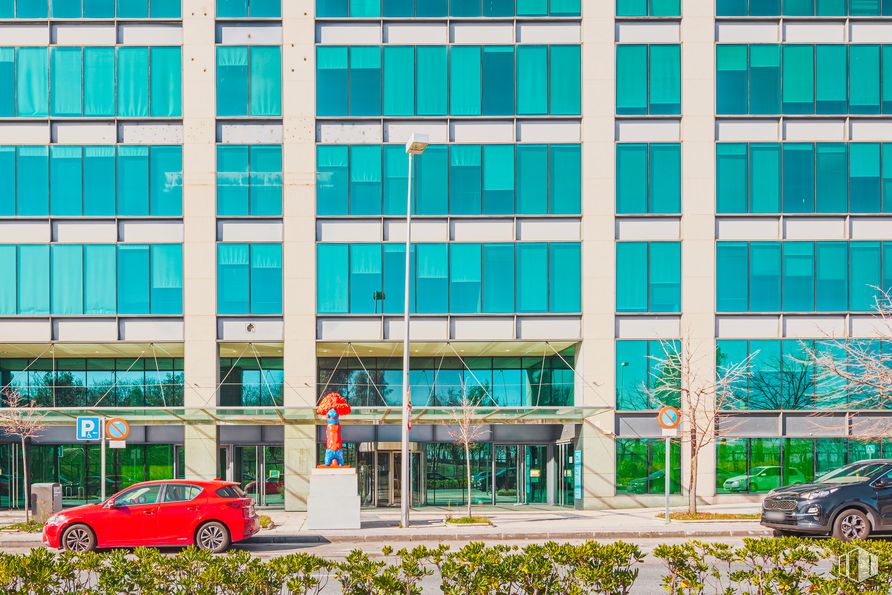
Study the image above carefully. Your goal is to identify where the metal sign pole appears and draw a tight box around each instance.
[100,419,106,502]
[664,435,670,525]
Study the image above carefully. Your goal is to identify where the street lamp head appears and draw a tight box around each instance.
[405,133,429,155]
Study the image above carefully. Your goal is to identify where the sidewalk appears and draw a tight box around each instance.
[0,504,769,548]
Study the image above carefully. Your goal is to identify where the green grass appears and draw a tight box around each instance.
[656,512,761,521]
[445,516,492,525]
[2,520,43,533]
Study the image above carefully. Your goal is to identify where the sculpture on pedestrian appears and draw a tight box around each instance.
[316,391,352,467]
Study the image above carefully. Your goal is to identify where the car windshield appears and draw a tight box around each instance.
[815,463,890,484]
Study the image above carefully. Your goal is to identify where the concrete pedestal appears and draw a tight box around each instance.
[306,467,361,530]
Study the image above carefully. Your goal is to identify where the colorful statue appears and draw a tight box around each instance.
[316,392,352,467]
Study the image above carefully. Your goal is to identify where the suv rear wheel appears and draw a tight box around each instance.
[832,509,871,541]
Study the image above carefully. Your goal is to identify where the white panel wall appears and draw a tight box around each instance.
[316,220,382,242]
[0,222,51,243]
[615,22,679,43]
[783,21,845,43]
[716,120,779,141]
[451,121,514,143]
[450,219,514,242]
[316,122,383,144]
[383,23,448,44]
[119,25,183,45]
[52,123,117,144]
[517,22,581,43]
[119,221,184,243]
[516,219,581,241]
[217,24,282,45]
[54,320,118,342]
[517,317,580,340]
[316,23,381,44]
[615,120,680,142]
[52,25,116,45]
[119,319,184,341]
[517,121,581,142]
[0,123,50,144]
[0,25,49,45]
[218,123,283,144]
[218,220,284,242]
[119,123,184,144]
[615,219,680,241]
[53,221,117,243]
[451,23,514,44]
[614,316,680,339]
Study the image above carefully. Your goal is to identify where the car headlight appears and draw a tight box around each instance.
[802,488,836,500]
[46,515,63,525]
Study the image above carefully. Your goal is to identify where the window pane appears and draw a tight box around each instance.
[482,46,514,116]
[383,46,414,116]
[816,241,847,311]
[250,47,281,116]
[517,145,548,215]
[84,245,115,315]
[84,146,115,216]
[782,242,815,311]
[616,144,646,214]
[616,45,647,115]
[117,47,149,118]
[0,247,15,313]
[0,49,14,116]
[250,145,282,216]
[150,146,182,216]
[316,46,347,117]
[617,242,648,312]
[19,245,49,315]
[84,48,114,117]
[884,46,892,113]
[550,243,580,312]
[750,242,781,311]
[0,146,13,216]
[52,245,83,315]
[649,45,680,115]
[750,143,781,213]
[850,45,880,114]
[118,146,150,216]
[850,143,881,212]
[782,45,814,114]
[650,0,680,14]
[749,45,781,114]
[350,0,378,15]
[348,243,382,314]
[717,242,748,311]
[151,244,183,315]
[617,0,646,15]
[850,241,881,311]
[717,144,747,213]
[217,244,250,314]
[649,242,680,312]
[416,46,447,116]
[249,0,278,14]
[217,0,248,17]
[650,144,680,213]
[317,244,348,314]
[415,145,447,215]
[217,145,250,216]
[816,45,846,114]
[349,47,380,117]
[716,45,748,114]
[483,243,514,313]
[815,143,847,213]
[117,245,150,314]
[51,47,82,117]
[482,144,514,214]
[783,143,814,213]
[450,243,482,313]
[117,0,147,17]
[382,244,405,314]
[16,48,48,117]
[150,47,181,118]
[550,45,580,115]
[250,244,282,314]
[450,145,482,215]
[50,146,83,216]
[517,243,547,312]
[316,145,348,216]
[349,145,382,216]
[415,244,448,313]
[383,145,407,216]
[616,341,648,410]
[84,0,114,16]
[450,46,481,115]
[517,46,547,115]
[550,144,581,215]
[17,147,48,217]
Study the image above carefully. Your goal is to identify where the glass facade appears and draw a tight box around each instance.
[616,44,681,115]
[318,354,575,407]
[0,358,184,406]
[0,244,182,316]
[616,340,681,410]
[616,438,681,495]
[316,0,581,17]
[0,0,182,18]
[217,0,279,17]
[617,0,680,15]
[316,45,581,117]
[718,0,892,16]
[616,143,681,214]
[217,243,283,315]
[716,240,892,312]
[0,145,182,217]
[716,438,892,494]
[217,145,283,217]
[317,242,581,315]
[616,241,681,312]
[219,357,284,406]
[317,144,581,216]
[0,46,182,118]
[216,46,282,117]
[717,44,892,115]
[717,142,892,214]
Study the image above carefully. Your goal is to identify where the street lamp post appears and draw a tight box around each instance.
[401,133,428,528]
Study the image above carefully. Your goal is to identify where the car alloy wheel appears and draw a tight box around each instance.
[63,526,93,552]
[839,513,868,540]
[197,523,227,552]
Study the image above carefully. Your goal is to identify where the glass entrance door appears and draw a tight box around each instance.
[524,445,547,504]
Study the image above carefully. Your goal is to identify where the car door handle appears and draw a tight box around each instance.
[142,509,156,516]
[186,506,200,511]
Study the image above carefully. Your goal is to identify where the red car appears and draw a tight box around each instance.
[42,479,259,553]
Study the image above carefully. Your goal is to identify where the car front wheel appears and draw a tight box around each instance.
[61,524,96,552]
[195,521,231,553]
[832,509,871,541]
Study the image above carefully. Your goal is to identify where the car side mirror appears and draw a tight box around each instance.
[874,479,892,488]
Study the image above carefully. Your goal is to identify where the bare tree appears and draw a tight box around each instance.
[647,337,756,515]
[447,386,488,520]
[0,389,46,523]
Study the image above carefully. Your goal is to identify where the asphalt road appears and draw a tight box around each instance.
[0,536,747,594]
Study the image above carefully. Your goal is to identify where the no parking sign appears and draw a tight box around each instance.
[105,417,130,441]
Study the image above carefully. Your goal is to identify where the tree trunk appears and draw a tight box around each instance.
[465,442,472,519]
[20,436,29,524]
[688,446,698,516]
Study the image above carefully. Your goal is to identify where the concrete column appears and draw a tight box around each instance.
[181,0,219,479]
[680,0,718,502]
[577,0,617,508]
[281,0,317,511]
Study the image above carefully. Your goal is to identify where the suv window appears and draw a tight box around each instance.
[114,485,162,506]
[161,484,203,503]
[215,485,245,499]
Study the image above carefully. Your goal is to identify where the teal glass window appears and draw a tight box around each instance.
[716,144,747,213]
[783,143,814,213]
[451,46,481,116]
[383,145,408,215]
[151,244,183,314]
[217,46,281,117]
[850,241,881,311]
[549,45,581,116]
[149,47,182,118]
[316,145,349,216]
[51,47,83,117]
[18,245,49,315]
[316,244,348,314]
[450,145,482,215]
[617,0,680,15]
[217,145,283,216]
[350,46,382,117]
[117,47,149,117]
[0,50,14,117]
[517,243,548,313]
[450,243,482,313]
[782,242,815,311]
[517,145,548,214]
[415,243,448,313]
[817,45,846,114]
[782,45,814,114]
[850,45,880,114]
[517,46,548,115]
[616,438,681,495]
[0,147,13,216]
[416,46,447,116]
[549,144,581,214]
[616,44,680,115]
[217,0,279,16]
[84,245,115,314]
[483,145,514,214]
[117,245,150,314]
[383,46,414,117]
[716,45,748,114]
[616,340,682,410]
[316,0,579,16]
[716,242,748,312]
[850,143,881,212]
[316,46,347,117]
[816,241,847,311]
[52,245,83,315]
[50,146,83,217]
[550,243,581,312]
[349,146,382,216]
[750,242,781,311]
[84,48,115,117]
[349,244,383,314]
[816,143,847,213]
[118,146,150,216]
[616,143,680,214]
[17,147,48,217]
[617,242,681,312]
[483,243,514,313]
[217,243,282,315]
[415,145,448,215]
[750,44,781,114]
[16,48,48,117]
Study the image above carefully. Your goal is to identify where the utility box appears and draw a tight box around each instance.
[31,483,62,524]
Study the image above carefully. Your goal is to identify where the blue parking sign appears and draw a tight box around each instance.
[76,417,101,441]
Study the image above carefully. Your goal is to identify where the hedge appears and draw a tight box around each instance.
[2,537,892,594]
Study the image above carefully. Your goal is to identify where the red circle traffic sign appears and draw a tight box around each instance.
[106,417,130,441]
[657,406,681,430]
